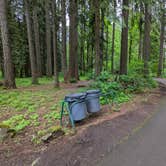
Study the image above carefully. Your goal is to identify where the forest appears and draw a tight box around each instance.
[0,0,166,164]
[0,0,165,88]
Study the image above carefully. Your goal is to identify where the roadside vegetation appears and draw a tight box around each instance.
[0,0,165,158]
[0,70,158,144]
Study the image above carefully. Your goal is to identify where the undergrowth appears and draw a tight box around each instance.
[91,71,157,105]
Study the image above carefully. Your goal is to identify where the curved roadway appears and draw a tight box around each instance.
[97,96,166,166]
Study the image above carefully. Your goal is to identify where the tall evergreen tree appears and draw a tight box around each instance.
[45,0,52,77]
[61,0,67,82]
[120,0,129,75]
[94,0,101,76]
[24,0,38,84]
[69,0,79,81]
[158,1,165,77]
[52,0,59,87]
[33,1,42,76]
[0,0,16,88]
[111,0,117,73]
[143,2,151,76]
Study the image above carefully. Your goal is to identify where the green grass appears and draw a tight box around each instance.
[0,73,88,88]
[0,76,55,87]
[16,77,54,87]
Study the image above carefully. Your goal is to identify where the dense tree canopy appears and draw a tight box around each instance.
[0,0,165,88]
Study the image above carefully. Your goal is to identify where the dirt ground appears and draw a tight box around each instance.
[0,87,165,166]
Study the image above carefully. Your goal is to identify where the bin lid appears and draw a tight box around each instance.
[65,93,86,102]
[86,89,100,95]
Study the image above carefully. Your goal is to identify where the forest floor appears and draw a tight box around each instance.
[0,78,166,165]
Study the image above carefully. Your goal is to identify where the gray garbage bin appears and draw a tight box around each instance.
[86,90,101,113]
[65,93,87,121]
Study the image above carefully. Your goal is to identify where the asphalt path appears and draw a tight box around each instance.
[97,96,166,166]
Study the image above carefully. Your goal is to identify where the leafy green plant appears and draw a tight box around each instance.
[44,111,60,120]
[2,115,30,132]
[91,72,157,105]
[29,113,39,120]
[119,74,157,92]
[50,104,58,111]
[96,71,111,82]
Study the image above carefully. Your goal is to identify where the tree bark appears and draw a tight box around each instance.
[52,0,59,87]
[61,0,67,82]
[94,0,101,76]
[129,10,134,63]
[25,0,38,84]
[33,4,42,77]
[105,25,109,71]
[45,0,52,77]
[100,8,104,72]
[69,0,79,81]
[0,0,16,88]
[138,2,144,59]
[111,0,117,74]
[111,22,116,73]
[143,3,151,76]
[120,0,129,75]
[158,6,165,77]
[0,31,4,78]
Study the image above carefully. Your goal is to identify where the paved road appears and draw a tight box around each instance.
[154,78,166,86]
[97,96,166,166]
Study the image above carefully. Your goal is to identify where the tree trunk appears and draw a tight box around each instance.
[111,22,115,74]
[86,40,90,71]
[111,0,116,74]
[106,25,109,71]
[0,34,4,78]
[69,0,79,81]
[33,4,42,77]
[120,0,129,75]
[163,53,166,73]
[94,0,101,76]
[80,28,84,75]
[0,0,16,88]
[45,0,52,77]
[129,10,134,63]
[61,0,67,82]
[138,2,143,59]
[143,3,151,76]
[25,0,38,84]
[100,8,104,72]
[158,6,165,77]
[52,0,59,87]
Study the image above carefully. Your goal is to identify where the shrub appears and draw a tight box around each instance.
[91,72,157,105]
[96,71,111,82]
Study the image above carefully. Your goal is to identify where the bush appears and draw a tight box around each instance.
[119,75,157,92]
[91,72,157,105]
[96,71,111,82]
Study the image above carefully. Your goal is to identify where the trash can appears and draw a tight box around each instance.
[65,93,87,121]
[86,90,101,113]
